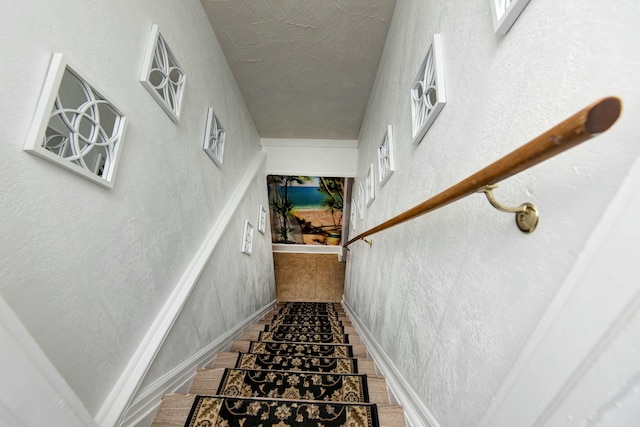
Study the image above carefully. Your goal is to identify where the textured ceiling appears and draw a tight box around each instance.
[201,0,397,140]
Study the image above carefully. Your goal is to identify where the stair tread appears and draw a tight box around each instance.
[209,351,379,375]
[152,393,405,427]
[230,340,369,358]
[190,367,390,404]
[240,330,362,344]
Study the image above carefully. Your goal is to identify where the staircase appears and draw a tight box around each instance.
[151,302,406,426]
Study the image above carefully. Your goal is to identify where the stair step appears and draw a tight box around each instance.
[209,351,379,375]
[230,340,369,358]
[249,323,357,336]
[240,330,361,345]
[189,368,390,404]
[152,394,406,427]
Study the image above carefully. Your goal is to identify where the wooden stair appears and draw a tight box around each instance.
[151,302,406,426]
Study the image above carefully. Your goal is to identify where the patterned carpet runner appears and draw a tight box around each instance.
[185,396,379,427]
[234,353,359,373]
[184,302,380,427]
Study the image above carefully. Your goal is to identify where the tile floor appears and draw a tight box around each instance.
[273,253,345,302]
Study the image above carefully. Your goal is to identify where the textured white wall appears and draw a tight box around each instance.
[0,0,273,417]
[261,138,359,177]
[345,0,640,426]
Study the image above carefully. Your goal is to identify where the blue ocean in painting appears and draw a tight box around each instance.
[278,186,325,209]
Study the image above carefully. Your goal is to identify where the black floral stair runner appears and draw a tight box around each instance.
[234,353,359,374]
[185,302,380,427]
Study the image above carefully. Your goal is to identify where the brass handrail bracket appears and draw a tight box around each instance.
[476,184,539,233]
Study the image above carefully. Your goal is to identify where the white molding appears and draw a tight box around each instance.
[479,154,640,426]
[342,299,441,427]
[260,138,359,149]
[271,244,341,254]
[0,295,97,427]
[121,299,276,427]
[95,152,267,427]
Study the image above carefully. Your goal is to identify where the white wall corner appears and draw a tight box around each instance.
[121,299,277,427]
[342,298,441,427]
[95,153,267,427]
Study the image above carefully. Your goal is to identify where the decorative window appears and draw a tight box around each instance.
[350,197,358,236]
[140,24,186,123]
[357,181,365,220]
[489,0,531,35]
[241,220,255,255]
[203,107,225,167]
[410,34,446,145]
[257,205,267,234]
[23,53,127,188]
[365,164,375,207]
[377,125,395,186]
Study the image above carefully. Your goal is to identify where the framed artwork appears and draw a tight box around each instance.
[365,163,375,207]
[489,0,531,35]
[241,220,254,255]
[377,125,395,186]
[140,24,186,123]
[203,107,225,167]
[257,204,267,234]
[23,53,127,188]
[410,34,446,145]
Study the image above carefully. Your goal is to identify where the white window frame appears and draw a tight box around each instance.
[410,34,446,145]
[23,53,127,189]
[377,125,395,186]
[489,0,532,35]
[203,107,226,167]
[140,24,186,123]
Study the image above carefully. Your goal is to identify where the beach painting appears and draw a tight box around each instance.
[267,175,344,245]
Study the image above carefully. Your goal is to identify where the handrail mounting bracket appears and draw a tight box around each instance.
[476,184,539,233]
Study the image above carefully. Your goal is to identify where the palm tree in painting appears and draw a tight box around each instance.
[268,175,311,243]
[319,177,344,233]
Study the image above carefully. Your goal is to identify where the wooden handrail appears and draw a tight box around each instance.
[345,96,622,246]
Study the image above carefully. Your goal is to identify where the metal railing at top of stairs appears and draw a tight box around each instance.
[345,96,623,247]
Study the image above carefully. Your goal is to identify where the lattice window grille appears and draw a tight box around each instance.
[490,0,531,35]
[23,54,127,188]
[410,34,446,145]
[241,220,255,255]
[140,24,186,123]
[365,163,375,207]
[377,125,395,186]
[357,181,365,220]
[203,107,226,167]
[258,205,267,234]
[350,197,358,235]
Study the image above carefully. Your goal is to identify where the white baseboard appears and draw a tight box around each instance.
[342,299,441,427]
[121,299,276,427]
[95,153,266,427]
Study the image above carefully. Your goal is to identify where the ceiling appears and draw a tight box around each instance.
[201,0,397,140]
